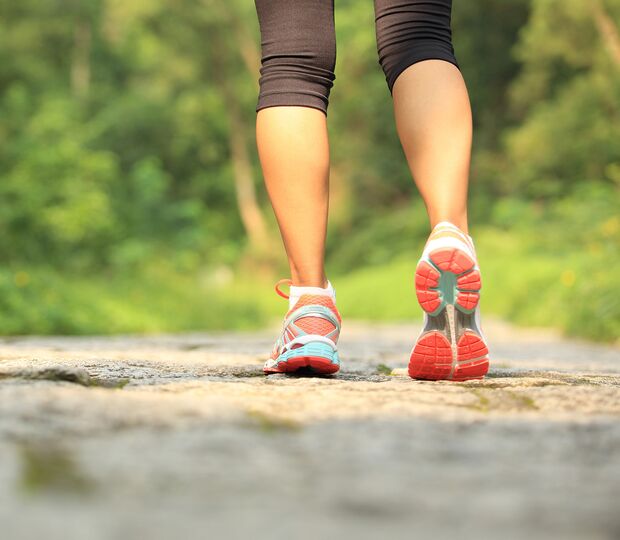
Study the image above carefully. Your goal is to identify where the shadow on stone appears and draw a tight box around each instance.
[0,366,131,389]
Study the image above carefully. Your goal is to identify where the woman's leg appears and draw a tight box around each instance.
[256,108,330,287]
[255,0,342,375]
[254,0,336,287]
[392,60,472,233]
[374,0,488,381]
[374,0,471,233]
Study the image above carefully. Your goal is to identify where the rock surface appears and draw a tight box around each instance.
[0,318,619,540]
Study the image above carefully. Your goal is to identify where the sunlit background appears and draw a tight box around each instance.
[0,0,618,341]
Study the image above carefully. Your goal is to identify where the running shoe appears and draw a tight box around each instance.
[264,279,341,375]
[409,221,489,381]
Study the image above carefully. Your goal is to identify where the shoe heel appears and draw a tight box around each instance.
[408,330,489,381]
[275,341,340,375]
[411,245,488,382]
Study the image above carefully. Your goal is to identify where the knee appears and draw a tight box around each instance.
[375,0,458,92]
[258,37,336,113]
[256,2,336,114]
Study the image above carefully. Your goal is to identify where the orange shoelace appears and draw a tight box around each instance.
[274,278,292,300]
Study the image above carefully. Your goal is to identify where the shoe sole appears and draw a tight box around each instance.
[265,342,340,375]
[409,246,489,381]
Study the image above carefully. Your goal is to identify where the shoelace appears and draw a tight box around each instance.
[274,278,292,300]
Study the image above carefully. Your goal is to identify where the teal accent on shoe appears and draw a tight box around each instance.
[276,342,339,366]
[438,270,457,305]
[424,257,477,316]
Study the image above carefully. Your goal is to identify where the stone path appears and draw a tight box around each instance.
[0,319,619,540]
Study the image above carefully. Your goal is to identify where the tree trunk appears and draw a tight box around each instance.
[207,5,271,254]
[227,100,270,252]
[212,1,261,82]
[592,1,620,68]
[71,19,91,98]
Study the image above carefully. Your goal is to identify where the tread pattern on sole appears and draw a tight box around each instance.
[453,332,489,381]
[408,332,452,380]
[429,247,475,274]
[408,331,489,381]
[411,245,489,382]
[416,248,481,315]
[415,261,442,313]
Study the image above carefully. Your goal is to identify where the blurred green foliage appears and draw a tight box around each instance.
[0,0,618,340]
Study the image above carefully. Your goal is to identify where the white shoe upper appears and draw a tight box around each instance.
[421,221,477,262]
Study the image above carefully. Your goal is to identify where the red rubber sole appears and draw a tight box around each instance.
[410,246,489,381]
[415,248,481,314]
[264,355,340,375]
[408,331,489,381]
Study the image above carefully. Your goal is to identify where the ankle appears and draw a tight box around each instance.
[430,216,468,234]
[289,270,328,288]
[288,280,336,309]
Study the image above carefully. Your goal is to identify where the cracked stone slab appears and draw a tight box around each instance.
[0,318,619,540]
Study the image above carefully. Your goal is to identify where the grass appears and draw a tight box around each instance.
[0,214,618,342]
[0,264,267,335]
[376,364,393,375]
[329,226,620,343]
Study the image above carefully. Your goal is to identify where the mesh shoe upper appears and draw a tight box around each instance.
[270,294,341,360]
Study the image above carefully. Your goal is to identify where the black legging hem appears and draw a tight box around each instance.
[386,52,460,94]
[255,53,459,113]
[256,92,329,115]
[255,0,457,113]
